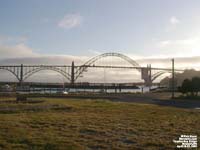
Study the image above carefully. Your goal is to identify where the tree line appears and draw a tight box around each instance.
[178,77,200,96]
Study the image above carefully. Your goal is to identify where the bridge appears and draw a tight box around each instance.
[0,52,183,86]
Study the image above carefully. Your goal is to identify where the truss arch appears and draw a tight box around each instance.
[75,52,141,81]
[23,66,71,81]
[151,71,171,82]
[0,67,21,81]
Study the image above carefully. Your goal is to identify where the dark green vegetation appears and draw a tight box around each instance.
[160,69,200,87]
[0,97,199,150]
[178,77,200,97]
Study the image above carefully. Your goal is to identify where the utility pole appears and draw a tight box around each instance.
[171,59,175,99]
[104,68,106,93]
[20,64,23,88]
[71,61,75,85]
[149,64,152,90]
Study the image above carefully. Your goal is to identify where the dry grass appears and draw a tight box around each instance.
[0,97,199,150]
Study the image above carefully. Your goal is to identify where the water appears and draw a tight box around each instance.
[29,86,158,94]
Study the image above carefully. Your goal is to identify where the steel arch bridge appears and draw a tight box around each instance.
[0,52,180,85]
[74,52,141,81]
[151,71,172,82]
[0,66,22,81]
[0,65,72,83]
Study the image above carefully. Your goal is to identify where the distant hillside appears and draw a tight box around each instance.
[160,69,200,86]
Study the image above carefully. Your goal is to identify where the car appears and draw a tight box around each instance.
[56,90,68,94]
[62,91,68,94]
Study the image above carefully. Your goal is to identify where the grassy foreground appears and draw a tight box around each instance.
[0,97,199,150]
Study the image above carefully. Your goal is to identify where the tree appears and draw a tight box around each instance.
[180,77,200,97]
[180,79,191,96]
[191,77,200,96]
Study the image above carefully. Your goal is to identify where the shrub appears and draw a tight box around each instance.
[179,77,200,97]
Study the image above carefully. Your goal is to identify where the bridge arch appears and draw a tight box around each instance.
[75,52,141,81]
[151,71,171,82]
[23,67,71,81]
[0,68,20,81]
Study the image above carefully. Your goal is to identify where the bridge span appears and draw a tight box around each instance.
[0,52,183,85]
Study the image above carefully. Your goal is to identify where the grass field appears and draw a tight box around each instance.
[0,97,199,150]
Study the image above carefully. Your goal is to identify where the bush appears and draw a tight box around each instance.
[179,77,200,96]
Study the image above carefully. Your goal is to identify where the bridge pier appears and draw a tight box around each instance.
[141,64,152,87]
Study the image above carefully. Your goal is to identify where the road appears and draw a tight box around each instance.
[110,93,200,109]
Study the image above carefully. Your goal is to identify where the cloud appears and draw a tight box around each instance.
[175,37,200,45]
[1,48,200,82]
[0,43,39,58]
[0,36,10,44]
[1,53,200,83]
[0,35,28,45]
[157,40,172,47]
[170,16,180,25]
[0,34,200,82]
[58,13,82,29]
[156,35,200,57]
[165,16,180,32]
[88,49,101,55]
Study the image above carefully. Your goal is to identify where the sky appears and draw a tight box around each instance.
[1,0,200,82]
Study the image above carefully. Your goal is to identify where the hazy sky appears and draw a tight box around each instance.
[1,0,200,58]
[1,0,200,82]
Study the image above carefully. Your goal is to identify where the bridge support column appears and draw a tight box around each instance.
[141,64,152,87]
[71,61,75,84]
[20,64,24,86]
